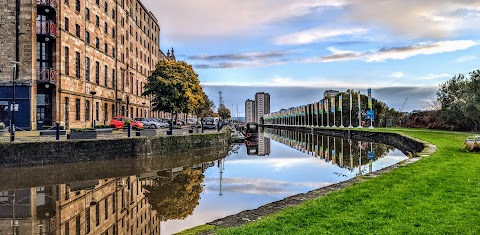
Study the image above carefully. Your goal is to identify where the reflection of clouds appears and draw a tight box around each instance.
[227,158,330,171]
[204,177,333,196]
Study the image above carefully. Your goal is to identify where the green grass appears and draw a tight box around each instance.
[175,224,217,235]
[215,128,480,235]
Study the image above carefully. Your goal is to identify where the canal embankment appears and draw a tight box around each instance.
[0,129,230,167]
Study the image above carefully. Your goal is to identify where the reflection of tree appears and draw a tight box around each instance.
[143,168,205,221]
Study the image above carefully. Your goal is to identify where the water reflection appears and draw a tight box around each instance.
[0,162,216,235]
[263,128,396,176]
[0,130,407,235]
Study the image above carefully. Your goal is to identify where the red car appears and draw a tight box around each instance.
[110,116,144,130]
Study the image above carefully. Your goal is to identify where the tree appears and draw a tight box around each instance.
[143,168,205,221]
[194,91,216,120]
[217,104,231,120]
[143,60,204,120]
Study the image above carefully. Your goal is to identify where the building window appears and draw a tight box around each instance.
[95,38,99,49]
[75,99,80,120]
[104,22,108,34]
[96,102,99,121]
[75,24,80,37]
[65,17,69,31]
[104,103,108,122]
[104,65,108,87]
[85,100,91,121]
[76,215,81,235]
[64,47,69,76]
[85,57,90,82]
[65,221,70,235]
[104,43,108,54]
[75,0,80,12]
[105,198,108,220]
[86,8,90,21]
[104,2,108,12]
[112,104,115,119]
[86,207,91,234]
[95,16,99,27]
[96,203,100,226]
[75,52,80,79]
[95,61,99,84]
[85,31,90,44]
[95,0,99,5]
[112,69,115,88]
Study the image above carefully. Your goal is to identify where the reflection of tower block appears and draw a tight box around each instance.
[245,123,259,139]
[246,138,259,155]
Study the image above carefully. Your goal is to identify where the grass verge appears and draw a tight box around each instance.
[214,128,480,234]
[175,224,216,235]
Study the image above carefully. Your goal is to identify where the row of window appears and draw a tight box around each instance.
[70,98,148,122]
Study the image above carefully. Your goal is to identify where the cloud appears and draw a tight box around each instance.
[390,72,405,78]
[142,0,346,40]
[345,0,480,39]
[455,55,477,63]
[300,40,478,63]
[192,50,297,69]
[273,27,368,45]
[419,73,452,80]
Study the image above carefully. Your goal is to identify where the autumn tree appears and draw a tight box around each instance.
[194,91,216,121]
[143,168,205,221]
[217,104,231,120]
[143,60,204,121]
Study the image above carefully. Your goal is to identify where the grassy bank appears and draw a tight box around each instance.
[214,128,480,234]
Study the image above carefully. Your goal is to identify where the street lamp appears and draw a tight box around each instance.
[116,98,122,116]
[90,91,96,128]
[10,192,56,235]
[9,61,20,142]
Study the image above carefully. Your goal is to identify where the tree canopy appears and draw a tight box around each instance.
[217,104,231,120]
[143,60,204,116]
[194,91,216,119]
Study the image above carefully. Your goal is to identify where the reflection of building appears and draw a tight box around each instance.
[255,92,270,123]
[257,133,271,156]
[245,99,255,123]
[324,90,340,98]
[0,0,163,130]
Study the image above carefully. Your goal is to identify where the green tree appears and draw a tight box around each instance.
[437,70,480,131]
[143,60,204,121]
[217,104,231,120]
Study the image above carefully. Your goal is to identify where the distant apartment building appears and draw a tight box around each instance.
[245,99,255,123]
[0,0,174,130]
[255,92,270,123]
[324,90,340,98]
[257,132,271,156]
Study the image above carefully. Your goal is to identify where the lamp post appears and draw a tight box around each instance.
[90,91,96,128]
[11,192,56,235]
[9,61,20,142]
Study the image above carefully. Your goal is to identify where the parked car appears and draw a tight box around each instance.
[134,117,165,129]
[203,117,217,129]
[187,118,197,125]
[110,116,143,130]
[151,118,170,128]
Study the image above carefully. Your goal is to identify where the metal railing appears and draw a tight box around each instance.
[36,68,57,84]
[36,20,57,37]
[36,0,57,8]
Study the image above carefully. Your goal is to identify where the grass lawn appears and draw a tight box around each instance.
[215,128,480,235]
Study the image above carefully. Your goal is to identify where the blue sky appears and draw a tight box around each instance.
[143,0,480,113]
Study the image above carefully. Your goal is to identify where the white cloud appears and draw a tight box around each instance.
[420,73,452,80]
[345,0,480,39]
[390,72,405,78]
[142,0,346,40]
[273,27,368,45]
[455,55,477,63]
[300,40,478,63]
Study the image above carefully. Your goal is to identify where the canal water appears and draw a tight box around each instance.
[0,129,408,235]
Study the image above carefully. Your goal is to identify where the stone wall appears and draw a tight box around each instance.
[0,130,230,167]
[263,125,425,157]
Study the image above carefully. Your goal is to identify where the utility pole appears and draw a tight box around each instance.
[219,91,223,107]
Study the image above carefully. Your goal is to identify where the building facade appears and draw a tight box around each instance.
[244,99,255,123]
[254,92,270,123]
[0,0,164,130]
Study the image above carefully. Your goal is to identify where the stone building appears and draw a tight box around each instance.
[0,0,168,130]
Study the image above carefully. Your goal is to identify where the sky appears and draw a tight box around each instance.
[142,0,480,114]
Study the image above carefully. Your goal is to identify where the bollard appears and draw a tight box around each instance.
[168,122,173,136]
[56,122,60,141]
[127,124,131,138]
[201,122,204,133]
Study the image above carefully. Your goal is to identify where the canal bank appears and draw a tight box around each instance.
[0,129,230,167]
[179,128,438,235]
